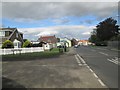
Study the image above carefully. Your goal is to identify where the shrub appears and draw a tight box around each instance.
[110,34,120,41]
[95,41,108,46]
[2,40,14,49]
[22,40,32,48]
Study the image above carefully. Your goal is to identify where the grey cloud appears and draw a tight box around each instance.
[2,2,118,21]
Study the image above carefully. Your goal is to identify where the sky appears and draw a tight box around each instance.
[1,1,119,41]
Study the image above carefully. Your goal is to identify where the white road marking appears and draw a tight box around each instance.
[76,54,106,87]
[99,52,108,56]
[83,63,87,66]
[98,79,106,86]
[87,65,106,86]
[78,63,82,66]
[86,65,90,68]
[93,73,99,78]
[75,55,82,65]
[111,59,118,63]
[89,68,94,73]
[107,58,119,65]
[97,48,107,51]
[77,54,86,64]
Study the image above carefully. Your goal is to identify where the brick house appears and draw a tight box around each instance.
[0,28,24,48]
[38,35,58,50]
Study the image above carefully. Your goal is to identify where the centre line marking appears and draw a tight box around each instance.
[99,52,108,56]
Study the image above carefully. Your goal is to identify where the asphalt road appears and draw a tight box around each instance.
[76,45,119,88]
[2,48,107,88]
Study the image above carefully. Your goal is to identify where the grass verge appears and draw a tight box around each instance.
[2,48,62,61]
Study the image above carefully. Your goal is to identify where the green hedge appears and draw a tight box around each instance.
[22,40,32,48]
[2,40,14,49]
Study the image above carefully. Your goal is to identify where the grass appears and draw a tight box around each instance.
[2,48,62,61]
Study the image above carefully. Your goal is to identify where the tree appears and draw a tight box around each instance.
[22,40,32,48]
[23,39,28,42]
[2,40,14,49]
[89,29,99,43]
[89,34,97,43]
[96,17,119,41]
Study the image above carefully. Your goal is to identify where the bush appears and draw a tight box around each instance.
[22,40,32,48]
[2,40,14,49]
[95,41,108,46]
[110,34,120,41]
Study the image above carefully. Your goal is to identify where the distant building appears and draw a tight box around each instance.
[71,38,78,46]
[38,35,58,50]
[0,28,24,48]
[57,38,72,47]
[79,40,91,46]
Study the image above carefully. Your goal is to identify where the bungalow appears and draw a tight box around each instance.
[38,35,58,50]
[0,28,24,48]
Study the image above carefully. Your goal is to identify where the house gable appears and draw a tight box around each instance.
[8,29,24,44]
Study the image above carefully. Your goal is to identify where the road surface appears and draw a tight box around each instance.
[76,45,119,88]
[2,47,107,88]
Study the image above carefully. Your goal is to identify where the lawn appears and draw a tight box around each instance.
[2,48,62,61]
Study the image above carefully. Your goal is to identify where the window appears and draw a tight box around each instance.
[14,43,17,46]
[5,31,10,36]
[0,31,5,37]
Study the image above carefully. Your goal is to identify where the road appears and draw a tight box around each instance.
[2,47,107,88]
[76,45,119,88]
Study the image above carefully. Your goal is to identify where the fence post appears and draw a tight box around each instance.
[3,49,5,55]
[31,47,33,53]
[24,48,25,53]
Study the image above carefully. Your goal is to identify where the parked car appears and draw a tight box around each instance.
[74,45,78,48]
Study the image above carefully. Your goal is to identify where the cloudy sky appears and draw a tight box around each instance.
[1,1,119,40]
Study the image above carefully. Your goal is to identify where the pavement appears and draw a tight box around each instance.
[2,47,108,88]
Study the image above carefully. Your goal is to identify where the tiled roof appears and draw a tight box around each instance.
[39,35,57,43]
[79,40,89,42]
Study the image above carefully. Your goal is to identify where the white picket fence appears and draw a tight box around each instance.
[0,47,44,55]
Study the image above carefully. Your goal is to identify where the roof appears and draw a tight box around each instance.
[0,28,23,34]
[0,28,16,31]
[0,28,24,43]
[79,40,89,42]
[39,35,57,43]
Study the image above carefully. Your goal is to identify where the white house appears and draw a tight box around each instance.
[57,38,72,47]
